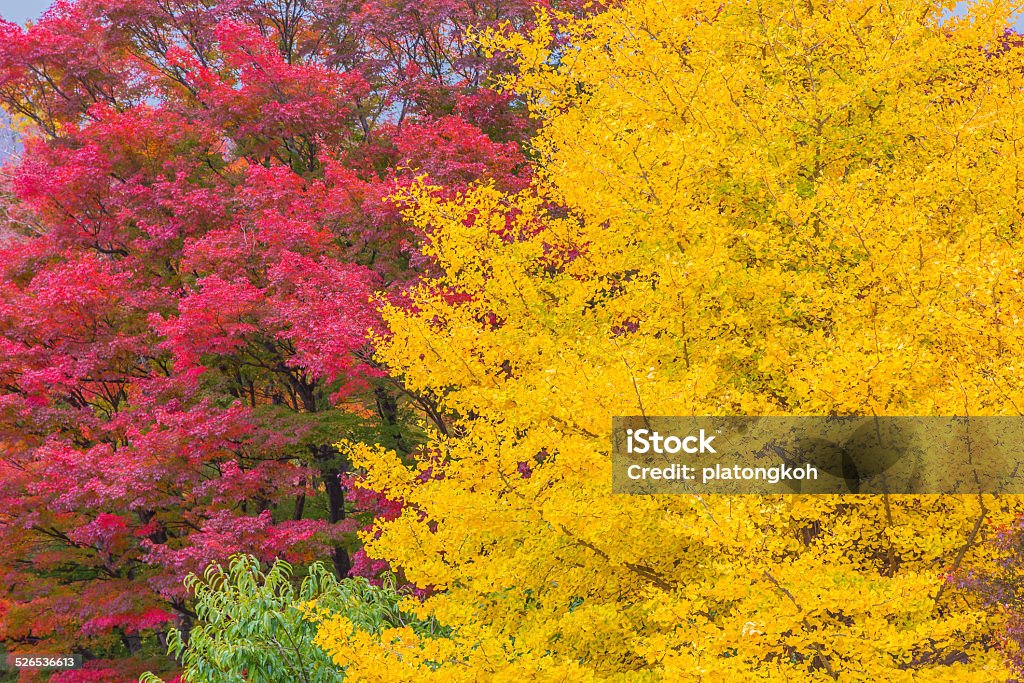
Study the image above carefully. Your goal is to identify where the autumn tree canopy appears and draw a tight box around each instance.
[4,0,1024,681]
[315,1,1024,680]
[0,0,563,677]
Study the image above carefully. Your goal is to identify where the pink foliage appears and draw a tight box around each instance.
[0,0,574,675]
[81,607,175,636]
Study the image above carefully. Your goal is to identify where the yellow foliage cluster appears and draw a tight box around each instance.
[317,1,1024,679]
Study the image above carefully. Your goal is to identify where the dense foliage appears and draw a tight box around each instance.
[955,516,1024,680]
[138,555,442,683]
[3,0,1024,680]
[0,0,563,677]
[324,1,1024,680]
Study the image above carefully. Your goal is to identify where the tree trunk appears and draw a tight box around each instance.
[375,384,409,454]
[313,444,350,579]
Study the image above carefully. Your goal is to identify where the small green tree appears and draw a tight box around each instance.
[141,555,442,683]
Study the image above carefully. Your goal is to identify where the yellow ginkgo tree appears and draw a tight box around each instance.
[315,1,1024,680]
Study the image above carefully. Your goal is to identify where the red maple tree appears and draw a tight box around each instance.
[0,0,570,677]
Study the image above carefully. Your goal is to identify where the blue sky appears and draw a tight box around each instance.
[0,0,50,24]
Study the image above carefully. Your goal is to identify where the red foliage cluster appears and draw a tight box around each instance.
[0,0,590,675]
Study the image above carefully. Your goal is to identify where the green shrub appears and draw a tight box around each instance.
[141,555,440,683]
